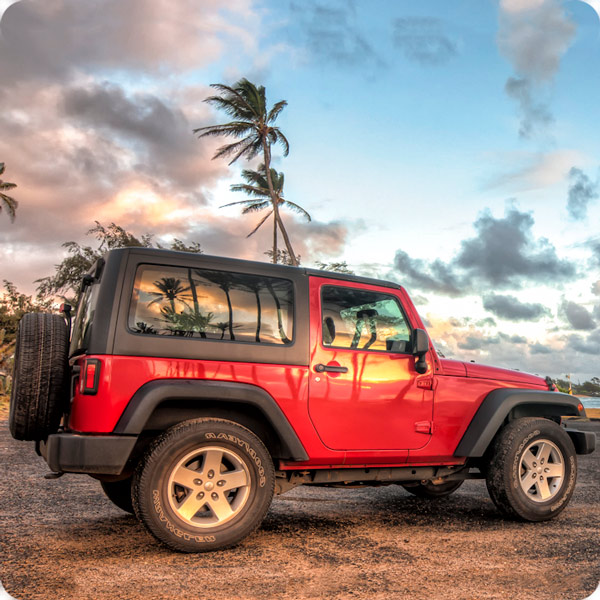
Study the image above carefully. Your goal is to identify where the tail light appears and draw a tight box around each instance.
[80,358,101,395]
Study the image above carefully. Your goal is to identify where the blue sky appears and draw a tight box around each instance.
[0,0,599,380]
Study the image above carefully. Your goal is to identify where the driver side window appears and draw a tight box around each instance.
[321,286,411,353]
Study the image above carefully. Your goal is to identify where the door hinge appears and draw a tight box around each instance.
[416,377,433,390]
[414,421,432,434]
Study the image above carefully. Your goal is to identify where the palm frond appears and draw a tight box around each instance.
[212,137,256,163]
[267,100,287,123]
[230,183,270,198]
[246,210,273,237]
[0,193,17,221]
[203,96,254,120]
[271,128,290,156]
[193,121,255,139]
[282,200,311,221]
[207,82,258,117]
[241,201,270,213]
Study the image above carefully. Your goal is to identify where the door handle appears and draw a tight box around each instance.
[315,364,348,373]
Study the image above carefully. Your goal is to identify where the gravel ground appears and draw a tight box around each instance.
[0,419,598,600]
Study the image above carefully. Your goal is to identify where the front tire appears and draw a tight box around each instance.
[132,418,275,552]
[485,418,577,522]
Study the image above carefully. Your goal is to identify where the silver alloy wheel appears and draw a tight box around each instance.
[167,446,251,527]
[518,438,565,503]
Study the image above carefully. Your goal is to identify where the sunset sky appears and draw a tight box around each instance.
[0,0,599,380]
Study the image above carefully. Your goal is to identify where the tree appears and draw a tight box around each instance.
[36,222,202,304]
[224,164,310,261]
[315,261,354,274]
[0,163,18,222]
[194,79,300,266]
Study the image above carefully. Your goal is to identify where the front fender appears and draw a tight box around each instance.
[454,389,584,457]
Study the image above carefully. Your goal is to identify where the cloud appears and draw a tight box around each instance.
[0,0,257,82]
[392,17,458,65]
[482,149,586,192]
[394,206,576,296]
[497,0,576,140]
[455,207,575,285]
[504,77,554,139]
[560,300,596,330]
[529,341,553,354]
[483,293,550,321]
[593,281,600,296]
[566,167,599,220]
[586,237,600,267]
[62,82,216,190]
[394,251,463,296]
[290,0,384,69]
[567,329,600,354]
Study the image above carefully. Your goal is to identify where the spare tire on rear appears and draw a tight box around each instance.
[9,313,69,441]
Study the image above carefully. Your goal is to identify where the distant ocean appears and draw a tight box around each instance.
[581,397,600,409]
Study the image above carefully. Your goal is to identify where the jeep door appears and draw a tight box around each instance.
[308,276,433,451]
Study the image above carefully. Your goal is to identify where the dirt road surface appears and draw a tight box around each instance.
[1,419,598,600]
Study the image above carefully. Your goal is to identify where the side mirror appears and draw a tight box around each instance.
[411,328,429,374]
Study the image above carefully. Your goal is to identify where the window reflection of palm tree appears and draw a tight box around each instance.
[236,279,264,343]
[186,268,210,338]
[195,270,237,340]
[214,321,242,340]
[265,279,291,344]
[148,278,190,313]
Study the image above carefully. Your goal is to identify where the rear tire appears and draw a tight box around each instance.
[101,478,134,514]
[402,479,464,498]
[485,418,577,521]
[9,313,69,441]
[132,418,275,552]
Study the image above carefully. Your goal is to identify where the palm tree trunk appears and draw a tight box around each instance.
[262,142,298,266]
[272,211,278,264]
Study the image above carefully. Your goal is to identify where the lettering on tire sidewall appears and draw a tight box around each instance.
[152,489,217,544]
[205,432,266,487]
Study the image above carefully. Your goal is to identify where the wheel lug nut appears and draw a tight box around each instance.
[532,473,537,478]
[544,468,550,473]
[197,492,204,499]
[211,492,218,500]
[532,462,537,468]
[217,480,225,487]
[208,470,214,479]
[194,479,203,486]
[540,476,544,481]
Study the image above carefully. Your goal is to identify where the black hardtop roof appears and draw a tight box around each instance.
[105,246,403,291]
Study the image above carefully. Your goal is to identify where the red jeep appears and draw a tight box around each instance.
[8,248,595,552]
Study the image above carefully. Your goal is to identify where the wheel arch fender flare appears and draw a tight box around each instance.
[454,389,584,458]
[113,379,309,461]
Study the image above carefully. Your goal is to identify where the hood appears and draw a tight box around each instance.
[440,358,547,388]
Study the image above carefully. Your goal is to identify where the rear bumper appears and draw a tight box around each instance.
[565,428,596,455]
[40,433,137,475]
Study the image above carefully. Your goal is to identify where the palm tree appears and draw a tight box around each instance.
[223,164,311,261]
[193,79,300,266]
[0,163,18,222]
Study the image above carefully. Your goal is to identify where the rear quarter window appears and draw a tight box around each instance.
[128,264,294,345]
